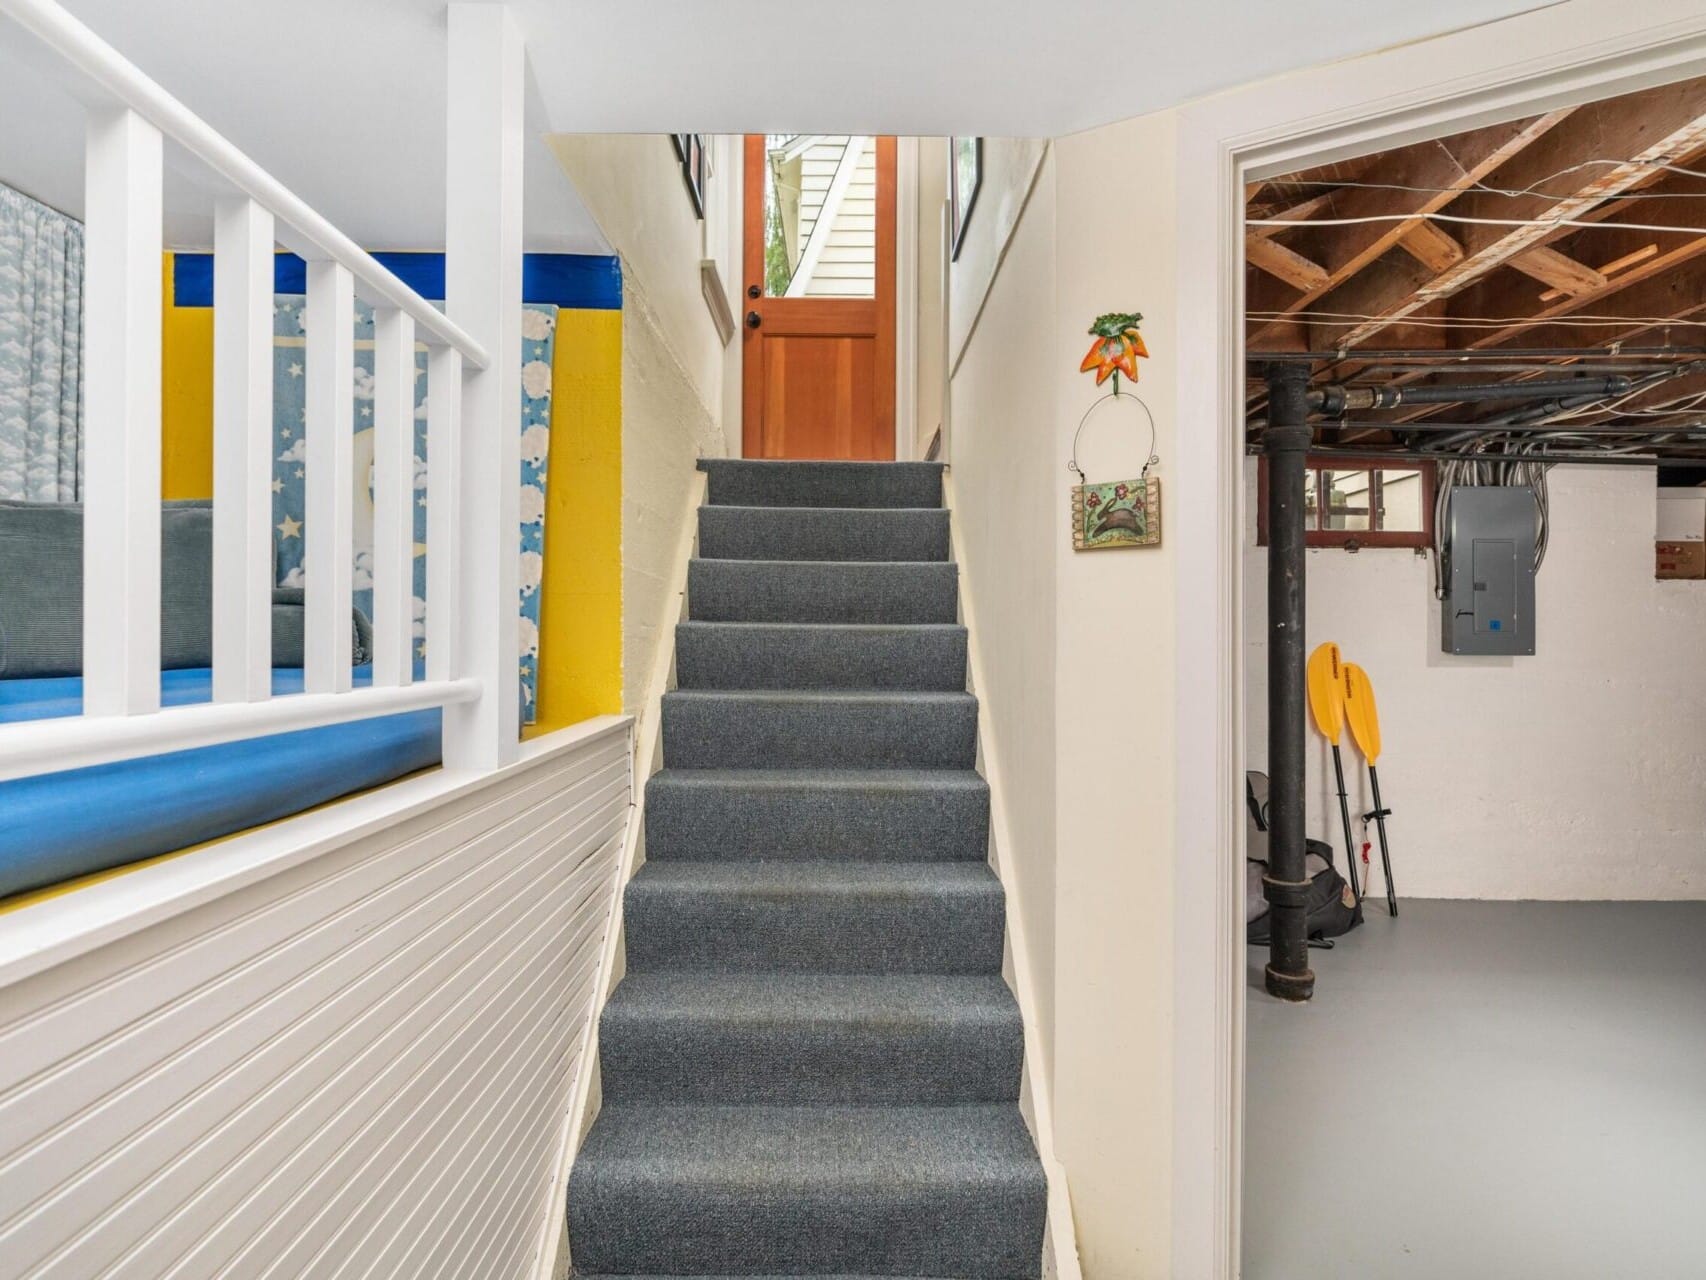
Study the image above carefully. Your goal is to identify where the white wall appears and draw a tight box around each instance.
[951,146,1061,1082]
[0,721,633,1280]
[547,135,733,709]
[1243,462,1706,900]
[949,118,1179,1277]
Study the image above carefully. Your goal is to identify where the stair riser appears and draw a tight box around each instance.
[566,1181,1047,1279]
[662,694,978,769]
[675,624,967,691]
[644,775,990,862]
[701,459,944,509]
[599,1008,1022,1104]
[688,560,959,625]
[697,506,950,563]
[622,882,1006,975]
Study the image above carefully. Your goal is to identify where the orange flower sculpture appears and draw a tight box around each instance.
[1079,311,1149,388]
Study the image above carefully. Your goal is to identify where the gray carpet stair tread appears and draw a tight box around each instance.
[644,767,990,862]
[675,622,967,691]
[662,690,978,769]
[622,860,1005,974]
[568,1103,1046,1278]
[688,559,959,624]
[599,972,1022,1104]
[700,458,945,509]
[698,505,950,562]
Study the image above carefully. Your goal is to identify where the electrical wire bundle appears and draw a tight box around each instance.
[1430,445,1552,598]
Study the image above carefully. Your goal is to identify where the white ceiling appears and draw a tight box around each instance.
[0,0,609,253]
[0,0,1553,250]
[513,0,1555,137]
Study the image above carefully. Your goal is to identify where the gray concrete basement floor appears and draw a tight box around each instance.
[1243,899,1706,1280]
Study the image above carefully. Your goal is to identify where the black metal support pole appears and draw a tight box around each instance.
[1263,362,1315,1002]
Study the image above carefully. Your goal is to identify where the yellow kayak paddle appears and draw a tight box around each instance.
[1306,643,1361,903]
[1343,662,1397,917]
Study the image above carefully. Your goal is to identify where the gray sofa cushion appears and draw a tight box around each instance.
[0,499,371,677]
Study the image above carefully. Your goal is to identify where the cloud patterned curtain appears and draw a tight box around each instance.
[0,183,84,502]
[270,296,558,722]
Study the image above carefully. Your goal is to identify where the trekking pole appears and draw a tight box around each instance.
[1342,662,1397,917]
[1306,643,1361,902]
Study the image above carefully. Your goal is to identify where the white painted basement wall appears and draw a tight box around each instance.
[1243,461,1706,900]
[950,116,1179,1278]
[548,135,731,709]
[0,722,633,1279]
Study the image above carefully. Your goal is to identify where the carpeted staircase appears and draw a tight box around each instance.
[567,459,1048,1279]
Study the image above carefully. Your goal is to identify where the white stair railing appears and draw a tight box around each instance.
[0,0,521,783]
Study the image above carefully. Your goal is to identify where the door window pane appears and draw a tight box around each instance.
[1377,468,1425,532]
[1325,469,1371,531]
[763,135,876,298]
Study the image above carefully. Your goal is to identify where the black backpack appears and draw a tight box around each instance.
[1245,771,1361,946]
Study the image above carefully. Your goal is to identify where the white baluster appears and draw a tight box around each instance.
[445,3,524,768]
[211,196,276,702]
[81,107,163,717]
[371,308,416,687]
[425,346,463,684]
[304,259,354,693]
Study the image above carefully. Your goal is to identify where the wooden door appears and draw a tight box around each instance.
[742,134,896,459]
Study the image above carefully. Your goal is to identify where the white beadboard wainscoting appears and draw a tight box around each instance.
[0,716,633,1280]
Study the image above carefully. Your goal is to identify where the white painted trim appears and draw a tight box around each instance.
[785,135,870,297]
[896,136,920,461]
[541,468,707,1280]
[211,196,276,704]
[0,679,479,783]
[80,106,162,717]
[0,0,488,365]
[943,468,1082,1280]
[1172,5,1706,1276]
[700,258,737,345]
[304,258,356,694]
[425,346,464,684]
[0,715,633,989]
[371,307,418,687]
[443,1,525,771]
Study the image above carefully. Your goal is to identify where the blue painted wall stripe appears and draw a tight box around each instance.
[172,251,622,311]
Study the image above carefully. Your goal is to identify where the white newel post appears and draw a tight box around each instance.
[304,259,356,694]
[212,196,277,703]
[82,107,163,717]
[444,2,524,770]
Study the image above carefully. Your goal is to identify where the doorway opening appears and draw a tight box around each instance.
[741,134,898,459]
[1237,67,1706,1279]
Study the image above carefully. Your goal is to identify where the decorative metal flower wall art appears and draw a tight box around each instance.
[1078,311,1149,391]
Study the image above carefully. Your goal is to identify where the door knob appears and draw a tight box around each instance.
[746,310,762,329]
[747,284,761,299]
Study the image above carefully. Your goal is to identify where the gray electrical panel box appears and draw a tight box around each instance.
[1441,486,1537,656]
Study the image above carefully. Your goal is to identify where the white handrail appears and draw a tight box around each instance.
[0,680,480,783]
[0,0,489,369]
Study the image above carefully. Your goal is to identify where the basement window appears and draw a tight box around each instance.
[1257,454,1436,550]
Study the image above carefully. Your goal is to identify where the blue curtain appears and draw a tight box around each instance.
[0,183,84,502]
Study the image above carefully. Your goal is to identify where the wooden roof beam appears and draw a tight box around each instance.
[1247,234,1331,292]
[1508,246,1607,296]
[1321,78,1706,348]
[1245,110,1573,339]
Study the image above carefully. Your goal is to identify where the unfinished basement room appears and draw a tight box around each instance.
[1239,69,1706,1280]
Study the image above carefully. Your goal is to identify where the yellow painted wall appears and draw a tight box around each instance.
[528,308,623,733]
[158,252,623,732]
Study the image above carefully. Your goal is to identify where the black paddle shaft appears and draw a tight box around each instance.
[1330,746,1360,901]
[1366,766,1397,916]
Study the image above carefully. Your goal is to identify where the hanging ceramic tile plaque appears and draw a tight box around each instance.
[1069,384,1162,551]
[1072,472,1161,550]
